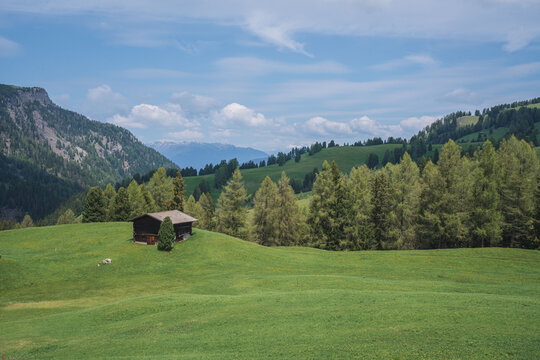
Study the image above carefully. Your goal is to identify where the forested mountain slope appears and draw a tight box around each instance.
[0,84,176,220]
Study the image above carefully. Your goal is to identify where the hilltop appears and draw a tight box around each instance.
[1,223,538,358]
[0,84,176,220]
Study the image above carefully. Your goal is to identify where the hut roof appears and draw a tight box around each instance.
[129,210,197,224]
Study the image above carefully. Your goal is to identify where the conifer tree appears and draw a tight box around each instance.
[140,183,157,213]
[168,171,185,211]
[83,186,107,223]
[198,193,215,230]
[498,136,539,248]
[216,168,249,237]
[275,172,301,246]
[149,167,173,211]
[184,195,202,219]
[157,216,175,251]
[387,152,421,249]
[57,209,76,225]
[470,140,502,247]
[20,214,34,228]
[103,184,116,209]
[251,176,279,245]
[418,160,445,248]
[127,180,145,218]
[370,170,392,249]
[308,161,346,250]
[110,187,131,221]
[343,165,373,250]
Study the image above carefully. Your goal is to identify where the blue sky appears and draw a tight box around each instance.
[1,1,539,152]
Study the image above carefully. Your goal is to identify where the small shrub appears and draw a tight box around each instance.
[157,216,175,251]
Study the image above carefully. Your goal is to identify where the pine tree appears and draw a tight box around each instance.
[127,180,145,218]
[370,170,392,249]
[387,152,421,249]
[149,167,173,211]
[343,165,373,250]
[168,171,185,211]
[110,187,131,221]
[157,216,175,251]
[20,214,34,228]
[470,140,502,247]
[57,209,76,225]
[198,193,215,230]
[275,172,301,246]
[140,183,157,213]
[83,186,107,223]
[308,161,346,250]
[251,176,279,245]
[498,136,539,248]
[216,168,249,237]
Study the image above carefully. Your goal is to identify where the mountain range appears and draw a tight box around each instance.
[150,141,268,170]
[0,84,176,220]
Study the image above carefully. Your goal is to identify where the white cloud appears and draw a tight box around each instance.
[166,129,204,140]
[400,115,440,130]
[214,103,270,127]
[123,68,190,79]
[305,116,352,136]
[0,35,21,57]
[6,1,539,53]
[171,91,220,115]
[441,88,480,104]
[372,54,437,70]
[215,57,348,77]
[109,103,197,129]
[84,84,129,118]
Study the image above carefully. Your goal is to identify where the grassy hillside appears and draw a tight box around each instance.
[456,115,479,128]
[183,144,402,198]
[1,223,539,359]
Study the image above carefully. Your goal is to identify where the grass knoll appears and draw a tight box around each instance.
[1,223,539,359]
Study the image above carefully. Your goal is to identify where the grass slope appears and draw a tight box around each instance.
[183,144,402,199]
[1,223,539,359]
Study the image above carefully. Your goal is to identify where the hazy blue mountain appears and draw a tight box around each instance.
[150,141,268,170]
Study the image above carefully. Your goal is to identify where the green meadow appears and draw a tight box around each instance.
[1,223,539,359]
[183,144,402,198]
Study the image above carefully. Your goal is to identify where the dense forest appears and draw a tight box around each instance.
[67,136,539,250]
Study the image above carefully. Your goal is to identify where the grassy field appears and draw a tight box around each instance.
[1,223,539,359]
[183,144,402,199]
[456,115,479,128]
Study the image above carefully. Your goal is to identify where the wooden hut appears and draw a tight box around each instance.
[129,210,197,245]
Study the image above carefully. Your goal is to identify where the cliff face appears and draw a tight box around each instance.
[0,84,177,220]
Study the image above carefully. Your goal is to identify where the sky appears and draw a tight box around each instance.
[0,0,539,152]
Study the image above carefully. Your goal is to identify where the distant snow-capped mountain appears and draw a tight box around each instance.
[150,141,268,169]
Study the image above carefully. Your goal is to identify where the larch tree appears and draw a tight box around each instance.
[343,165,373,250]
[370,170,392,249]
[308,161,346,250]
[103,183,116,218]
[387,152,421,249]
[140,183,157,213]
[470,140,502,247]
[127,180,145,218]
[251,176,279,246]
[216,168,249,238]
[110,187,131,221]
[498,136,539,248]
[184,195,202,219]
[20,214,34,228]
[275,172,301,246]
[198,193,215,230]
[57,209,76,225]
[418,160,445,248]
[83,186,107,223]
[149,167,173,211]
[168,171,185,211]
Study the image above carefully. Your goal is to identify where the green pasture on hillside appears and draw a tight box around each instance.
[183,144,402,198]
[1,223,539,359]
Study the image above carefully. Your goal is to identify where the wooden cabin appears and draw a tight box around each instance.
[129,210,197,245]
